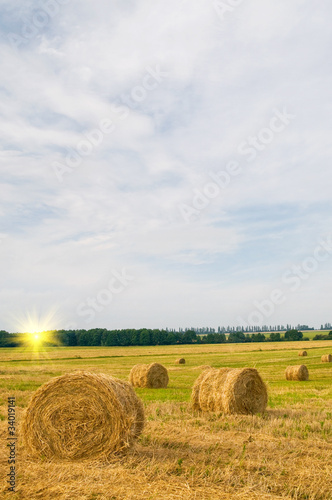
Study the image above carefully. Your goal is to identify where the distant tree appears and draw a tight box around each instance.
[57,330,77,346]
[313,333,331,340]
[173,331,183,344]
[89,328,104,346]
[117,329,131,346]
[130,329,140,346]
[205,333,216,344]
[183,330,197,344]
[0,331,8,347]
[159,330,168,345]
[214,333,226,343]
[77,330,92,346]
[0,330,15,347]
[166,332,176,345]
[228,331,246,343]
[251,333,266,342]
[269,332,281,342]
[104,331,119,346]
[151,329,163,345]
[139,329,151,346]
[284,329,303,341]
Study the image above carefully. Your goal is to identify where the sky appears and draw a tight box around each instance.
[0,0,331,332]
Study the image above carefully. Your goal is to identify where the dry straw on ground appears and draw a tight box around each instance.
[298,350,307,356]
[191,367,268,415]
[321,354,332,363]
[175,358,185,364]
[129,363,169,388]
[22,371,144,460]
[285,365,309,381]
[194,365,211,371]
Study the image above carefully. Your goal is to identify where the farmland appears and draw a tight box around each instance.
[1,340,332,499]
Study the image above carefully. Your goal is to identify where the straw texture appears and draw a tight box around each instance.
[285,365,309,381]
[191,367,268,415]
[129,363,169,388]
[22,371,144,460]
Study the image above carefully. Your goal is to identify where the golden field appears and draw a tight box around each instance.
[1,340,332,499]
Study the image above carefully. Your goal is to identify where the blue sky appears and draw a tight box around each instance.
[0,0,331,332]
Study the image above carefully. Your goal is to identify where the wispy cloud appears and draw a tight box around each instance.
[0,0,331,331]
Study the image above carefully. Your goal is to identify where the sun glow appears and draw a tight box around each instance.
[24,330,53,350]
[12,309,63,355]
[14,309,60,336]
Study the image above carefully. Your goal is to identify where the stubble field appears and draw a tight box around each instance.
[1,340,332,500]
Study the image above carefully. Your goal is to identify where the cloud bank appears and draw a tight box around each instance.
[0,0,331,331]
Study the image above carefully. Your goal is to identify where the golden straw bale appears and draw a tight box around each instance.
[22,371,144,460]
[298,350,307,356]
[285,365,309,381]
[321,354,332,363]
[129,363,169,388]
[175,358,185,364]
[191,367,267,415]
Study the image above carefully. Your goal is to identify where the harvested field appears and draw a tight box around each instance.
[1,340,332,499]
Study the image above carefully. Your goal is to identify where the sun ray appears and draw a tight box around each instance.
[9,307,64,359]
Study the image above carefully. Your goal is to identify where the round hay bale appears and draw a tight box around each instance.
[129,363,169,388]
[175,358,185,364]
[191,367,267,415]
[22,371,144,460]
[285,365,309,381]
[321,354,332,363]
[298,350,307,356]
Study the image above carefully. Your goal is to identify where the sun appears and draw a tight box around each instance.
[32,333,41,344]
[13,307,61,335]
[11,309,62,354]
[25,330,49,349]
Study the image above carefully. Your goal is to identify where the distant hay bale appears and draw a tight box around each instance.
[22,371,144,460]
[285,365,309,381]
[129,363,169,388]
[191,367,268,415]
[298,350,307,356]
[175,358,185,364]
[321,354,332,363]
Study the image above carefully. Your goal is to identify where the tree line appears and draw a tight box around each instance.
[0,328,331,347]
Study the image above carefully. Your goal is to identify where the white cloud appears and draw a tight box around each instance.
[0,0,331,331]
